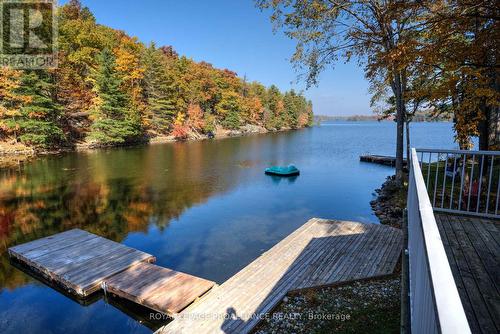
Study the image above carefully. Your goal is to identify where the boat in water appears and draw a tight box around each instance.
[265,165,300,177]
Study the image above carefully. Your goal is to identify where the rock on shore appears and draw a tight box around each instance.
[370,175,406,229]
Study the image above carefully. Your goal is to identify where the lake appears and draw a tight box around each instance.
[0,122,461,334]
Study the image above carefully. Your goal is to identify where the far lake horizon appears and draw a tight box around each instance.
[0,121,464,333]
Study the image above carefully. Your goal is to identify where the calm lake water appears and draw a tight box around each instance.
[0,122,460,333]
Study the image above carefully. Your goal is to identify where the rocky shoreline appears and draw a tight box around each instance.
[370,175,407,229]
[0,124,296,168]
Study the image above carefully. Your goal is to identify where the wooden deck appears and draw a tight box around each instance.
[435,213,500,334]
[8,229,155,296]
[158,218,403,334]
[8,229,215,317]
[105,262,215,316]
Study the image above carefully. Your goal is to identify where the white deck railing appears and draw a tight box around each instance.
[416,148,500,218]
[407,148,471,333]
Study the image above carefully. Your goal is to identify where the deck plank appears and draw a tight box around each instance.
[157,219,402,334]
[105,262,215,316]
[435,213,500,334]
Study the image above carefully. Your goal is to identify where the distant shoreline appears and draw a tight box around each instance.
[314,114,453,123]
[0,125,302,168]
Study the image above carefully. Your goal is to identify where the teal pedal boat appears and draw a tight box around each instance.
[265,165,300,176]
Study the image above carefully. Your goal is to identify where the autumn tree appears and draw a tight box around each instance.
[187,103,205,133]
[410,1,500,150]
[114,34,146,116]
[57,0,106,140]
[0,68,30,141]
[172,112,189,140]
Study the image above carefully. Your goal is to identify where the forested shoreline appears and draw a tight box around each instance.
[0,0,313,155]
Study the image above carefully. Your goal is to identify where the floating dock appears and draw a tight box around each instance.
[104,262,215,315]
[360,154,408,167]
[158,218,403,334]
[8,229,215,316]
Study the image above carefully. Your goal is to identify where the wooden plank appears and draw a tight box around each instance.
[375,226,403,275]
[450,215,500,332]
[439,214,498,333]
[436,214,480,333]
[350,224,398,279]
[458,216,499,294]
[8,229,90,255]
[158,219,403,334]
[321,224,378,283]
[209,224,334,332]
[436,214,481,334]
[342,225,388,281]
[294,224,364,289]
[105,262,215,316]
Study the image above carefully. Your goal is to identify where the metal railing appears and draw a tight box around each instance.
[408,148,471,334]
[416,148,500,218]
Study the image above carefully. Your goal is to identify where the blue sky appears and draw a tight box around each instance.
[62,0,371,116]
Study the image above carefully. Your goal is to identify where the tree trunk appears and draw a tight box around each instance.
[478,105,490,151]
[392,73,405,184]
[395,104,405,182]
[406,120,411,164]
[488,72,500,150]
[488,106,500,150]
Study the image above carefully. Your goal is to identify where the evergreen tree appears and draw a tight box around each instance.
[8,71,64,148]
[283,90,298,128]
[89,49,142,144]
[142,44,178,133]
[265,85,283,130]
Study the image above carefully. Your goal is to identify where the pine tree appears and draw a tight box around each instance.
[142,44,178,133]
[265,85,283,130]
[8,71,65,148]
[89,49,142,144]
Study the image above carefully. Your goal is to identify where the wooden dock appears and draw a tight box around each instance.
[8,229,215,316]
[360,154,407,167]
[157,218,403,334]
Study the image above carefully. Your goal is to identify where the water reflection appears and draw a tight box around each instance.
[0,141,253,290]
[267,175,299,185]
[0,122,458,334]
